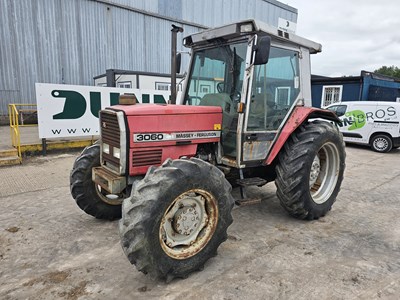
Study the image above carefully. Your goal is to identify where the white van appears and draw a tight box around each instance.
[326,101,400,152]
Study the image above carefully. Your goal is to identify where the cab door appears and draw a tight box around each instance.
[240,46,302,165]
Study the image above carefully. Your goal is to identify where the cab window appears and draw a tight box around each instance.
[327,105,347,117]
[247,47,300,131]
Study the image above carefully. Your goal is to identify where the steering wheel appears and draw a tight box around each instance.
[216,82,225,93]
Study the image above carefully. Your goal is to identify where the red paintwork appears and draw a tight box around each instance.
[113,103,222,116]
[130,144,198,174]
[264,106,339,165]
[113,104,223,175]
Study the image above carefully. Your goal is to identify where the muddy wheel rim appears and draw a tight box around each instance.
[309,142,340,204]
[159,189,218,260]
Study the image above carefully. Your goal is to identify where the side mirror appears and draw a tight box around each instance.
[254,36,271,65]
[176,53,181,74]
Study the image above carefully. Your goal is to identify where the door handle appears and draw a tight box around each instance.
[246,134,257,141]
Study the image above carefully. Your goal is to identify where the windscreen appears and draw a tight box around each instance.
[184,42,247,106]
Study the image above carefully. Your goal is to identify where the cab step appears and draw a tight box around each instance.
[235,198,262,206]
[236,177,267,187]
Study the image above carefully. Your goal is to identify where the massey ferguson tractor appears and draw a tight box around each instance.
[70,19,345,280]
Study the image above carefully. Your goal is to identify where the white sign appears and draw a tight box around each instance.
[36,83,182,139]
[278,18,297,34]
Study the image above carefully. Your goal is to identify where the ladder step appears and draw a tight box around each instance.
[0,156,21,166]
[236,177,267,187]
[235,198,262,206]
[0,149,18,158]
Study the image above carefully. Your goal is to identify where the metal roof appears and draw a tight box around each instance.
[186,19,321,53]
[0,0,298,116]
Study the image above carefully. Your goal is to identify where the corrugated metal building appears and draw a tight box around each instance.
[0,0,297,118]
[312,71,400,108]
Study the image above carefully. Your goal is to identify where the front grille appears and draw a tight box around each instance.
[100,111,121,169]
[132,149,162,167]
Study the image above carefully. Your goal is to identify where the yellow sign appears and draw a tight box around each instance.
[214,124,221,130]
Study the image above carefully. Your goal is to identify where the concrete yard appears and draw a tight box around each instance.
[0,145,399,299]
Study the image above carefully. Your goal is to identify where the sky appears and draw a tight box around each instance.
[286,0,400,77]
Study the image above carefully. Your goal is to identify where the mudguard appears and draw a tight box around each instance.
[265,106,340,165]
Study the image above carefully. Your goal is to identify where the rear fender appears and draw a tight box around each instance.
[264,107,339,165]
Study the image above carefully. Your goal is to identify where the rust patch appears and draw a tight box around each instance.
[5,226,20,233]
[58,281,90,300]
[275,224,289,232]
[23,270,70,287]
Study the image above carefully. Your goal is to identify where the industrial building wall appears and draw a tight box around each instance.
[0,0,297,116]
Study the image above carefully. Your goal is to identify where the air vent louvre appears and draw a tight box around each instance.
[132,149,162,167]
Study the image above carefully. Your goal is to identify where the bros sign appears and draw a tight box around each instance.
[36,83,181,139]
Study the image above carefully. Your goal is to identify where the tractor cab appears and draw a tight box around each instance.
[182,20,321,168]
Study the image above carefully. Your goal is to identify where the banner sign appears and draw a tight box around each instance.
[278,18,297,34]
[36,83,181,139]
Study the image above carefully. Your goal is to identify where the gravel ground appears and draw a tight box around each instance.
[0,145,399,300]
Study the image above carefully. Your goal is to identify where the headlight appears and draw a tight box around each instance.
[103,143,110,154]
[240,23,253,33]
[113,147,120,159]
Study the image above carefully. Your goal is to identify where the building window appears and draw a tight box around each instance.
[117,81,132,88]
[155,82,183,91]
[200,84,211,93]
[321,85,342,107]
[275,87,291,106]
[155,82,170,91]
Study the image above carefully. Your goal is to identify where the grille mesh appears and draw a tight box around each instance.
[100,111,120,168]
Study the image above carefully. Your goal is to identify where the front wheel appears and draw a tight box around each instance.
[275,121,346,220]
[70,144,123,220]
[119,158,234,280]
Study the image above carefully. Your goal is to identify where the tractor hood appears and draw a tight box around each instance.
[109,103,222,116]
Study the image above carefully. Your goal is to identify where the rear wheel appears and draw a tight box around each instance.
[370,134,392,152]
[70,144,123,220]
[275,122,346,220]
[119,158,234,280]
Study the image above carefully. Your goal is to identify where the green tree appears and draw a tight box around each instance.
[374,65,400,79]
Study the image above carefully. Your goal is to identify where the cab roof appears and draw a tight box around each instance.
[183,19,322,54]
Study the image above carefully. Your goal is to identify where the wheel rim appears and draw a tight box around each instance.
[159,189,218,260]
[373,137,388,151]
[95,185,123,205]
[309,142,340,204]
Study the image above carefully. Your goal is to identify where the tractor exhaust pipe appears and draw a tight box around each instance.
[170,24,183,105]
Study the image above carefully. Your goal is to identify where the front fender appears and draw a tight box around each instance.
[264,107,339,165]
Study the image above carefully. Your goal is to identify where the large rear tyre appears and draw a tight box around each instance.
[70,144,123,220]
[275,121,346,220]
[119,158,234,280]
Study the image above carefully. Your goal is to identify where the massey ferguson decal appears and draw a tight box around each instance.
[133,131,221,142]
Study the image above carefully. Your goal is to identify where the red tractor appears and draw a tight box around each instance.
[70,20,345,280]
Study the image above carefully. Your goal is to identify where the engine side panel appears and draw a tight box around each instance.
[125,105,223,175]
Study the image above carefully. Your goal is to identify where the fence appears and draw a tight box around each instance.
[8,104,38,161]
